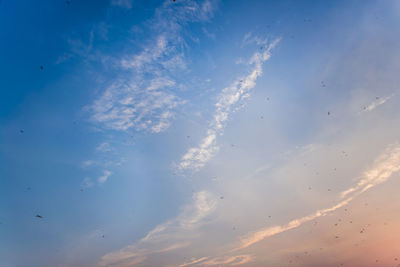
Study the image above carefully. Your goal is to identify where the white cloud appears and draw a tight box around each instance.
[81,160,97,168]
[360,94,394,113]
[99,190,217,266]
[111,0,133,9]
[233,142,400,250]
[178,38,280,171]
[90,78,183,132]
[96,142,112,152]
[89,0,217,134]
[98,170,112,184]
[81,177,94,189]
[242,31,268,47]
[202,254,253,266]
[179,257,209,267]
[179,254,253,267]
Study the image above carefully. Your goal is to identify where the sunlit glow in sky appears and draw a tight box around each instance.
[1,0,400,266]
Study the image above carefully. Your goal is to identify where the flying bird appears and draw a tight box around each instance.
[35,215,43,219]
[40,65,44,70]
[20,129,24,133]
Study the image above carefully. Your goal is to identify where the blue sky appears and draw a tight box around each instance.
[2,0,400,266]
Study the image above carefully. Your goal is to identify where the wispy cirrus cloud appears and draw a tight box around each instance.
[360,94,394,113]
[89,0,217,133]
[111,0,134,9]
[81,177,94,189]
[242,31,268,47]
[175,142,400,266]
[234,142,400,250]
[179,257,209,267]
[96,142,113,152]
[180,254,253,267]
[179,38,280,171]
[99,190,217,266]
[98,170,112,184]
[202,254,253,266]
[90,78,183,132]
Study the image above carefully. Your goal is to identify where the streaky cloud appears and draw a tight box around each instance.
[235,142,400,250]
[98,191,217,266]
[185,142,400,266]
[89,0,217,133]
[178,38,281,171]
[360,94,394,113]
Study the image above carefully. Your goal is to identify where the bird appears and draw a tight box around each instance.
[327,111,330,115]
[66,0,70,4]
[40,65,44,70]
[20,129,24,133]
[35,215,43,219]
[220,196,224,200]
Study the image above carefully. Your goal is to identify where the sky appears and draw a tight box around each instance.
[1,0,400,266]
